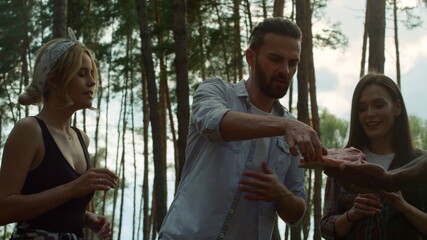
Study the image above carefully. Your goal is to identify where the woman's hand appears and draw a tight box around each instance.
[347,193,383,221]
[84,212,112,239]
[381,191,408,213]
[69,168,118,198]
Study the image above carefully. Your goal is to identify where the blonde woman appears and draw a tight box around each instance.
[0,29,118,240]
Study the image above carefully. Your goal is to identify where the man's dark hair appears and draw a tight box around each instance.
[249,17,302,52]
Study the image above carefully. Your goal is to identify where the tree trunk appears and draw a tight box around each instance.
[273,0,285,17]
[272,216,282,240]
[173,0,190,187]
[93,62,103,168]
[101,43,113,217]
[153,0,168,204]
[195,0,207,80]
[151,187,158,240]
[285,225,289,240]
[302,170,312,240]
[111,95,124,239]
[244,0,253,31]
[117,35,132,240]
[367,0,386,73]
[20,0,30,118]
[296,0,309,125]
[233,0,243,82]
[393,0,401,88]
[53,0,67,38]
[293,1,309,239]
[130,52,137,240]
[213,4,231,82]
[165,80,179,193]
[289,0,295,113]
[2,225,6,240]
[136,0,167,231]
[141,67,151,240]
[360,0,369,78]
[159,57,168,196]
[303,0,322,238]
[262,0,267,18]
[0,116,2,148]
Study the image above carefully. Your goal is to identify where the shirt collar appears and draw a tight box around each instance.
[236,79,286,116]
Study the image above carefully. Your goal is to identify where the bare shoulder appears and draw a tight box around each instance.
[8,117,42,141]
[4,117,43,157]
[0,117,44,198]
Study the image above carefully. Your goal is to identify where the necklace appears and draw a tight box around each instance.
[67,133,72,140]
[65,129,73,140]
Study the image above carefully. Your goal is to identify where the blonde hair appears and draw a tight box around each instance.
[18,38,98,106]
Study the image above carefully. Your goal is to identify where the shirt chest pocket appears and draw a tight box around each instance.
[274,137,292,180]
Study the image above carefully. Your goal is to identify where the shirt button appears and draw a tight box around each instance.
[246,162,252,167]
[229,209,234,214]
[219,233,225,238]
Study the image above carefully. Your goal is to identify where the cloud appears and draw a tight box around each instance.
[311,0,427,121]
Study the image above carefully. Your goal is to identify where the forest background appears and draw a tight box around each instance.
[1,0,427,240]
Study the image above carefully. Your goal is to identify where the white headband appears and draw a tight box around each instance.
[32,28,84,92]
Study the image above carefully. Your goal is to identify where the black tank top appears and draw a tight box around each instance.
[19,117,94,237]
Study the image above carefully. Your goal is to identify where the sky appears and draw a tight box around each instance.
[280,0,427,121]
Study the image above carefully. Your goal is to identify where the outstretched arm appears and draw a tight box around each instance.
[324,154,427,192]
[192,78,323,161]
[324,163,393,192]
[382,191,427,235]
[389,154,427,188]
[220,111,323,161]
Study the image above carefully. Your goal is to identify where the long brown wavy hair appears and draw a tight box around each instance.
[345,73,414,165]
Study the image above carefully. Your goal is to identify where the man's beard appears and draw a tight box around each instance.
[255,60,290,99]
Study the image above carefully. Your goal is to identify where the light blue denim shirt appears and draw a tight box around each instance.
[159,78,306,240]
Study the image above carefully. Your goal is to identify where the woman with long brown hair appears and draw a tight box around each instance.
[320,73,427,239]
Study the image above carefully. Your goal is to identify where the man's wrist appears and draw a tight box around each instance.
[274,188,294,204]
[385,171,399,191]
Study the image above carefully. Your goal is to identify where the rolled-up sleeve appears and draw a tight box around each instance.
[283,155,306,226]
[191,78,232,143]
[320,176,342,239]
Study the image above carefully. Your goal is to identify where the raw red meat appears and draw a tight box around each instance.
[321,147,366,164]
[299,147,366,169]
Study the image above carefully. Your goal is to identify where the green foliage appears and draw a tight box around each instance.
[409,115,427,149]
[310,1,349,50]
[313,22,349,50]
[0,225,13,239]
[319,108,349,149]
[386,0,424,30]
[399,6,423,29]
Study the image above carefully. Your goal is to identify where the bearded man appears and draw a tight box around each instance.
[159,18,324,240]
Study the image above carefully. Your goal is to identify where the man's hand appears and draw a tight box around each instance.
[239,162,292,201]
[282,118,323,162]
[381,191,409,213]
[324,163,397,192]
